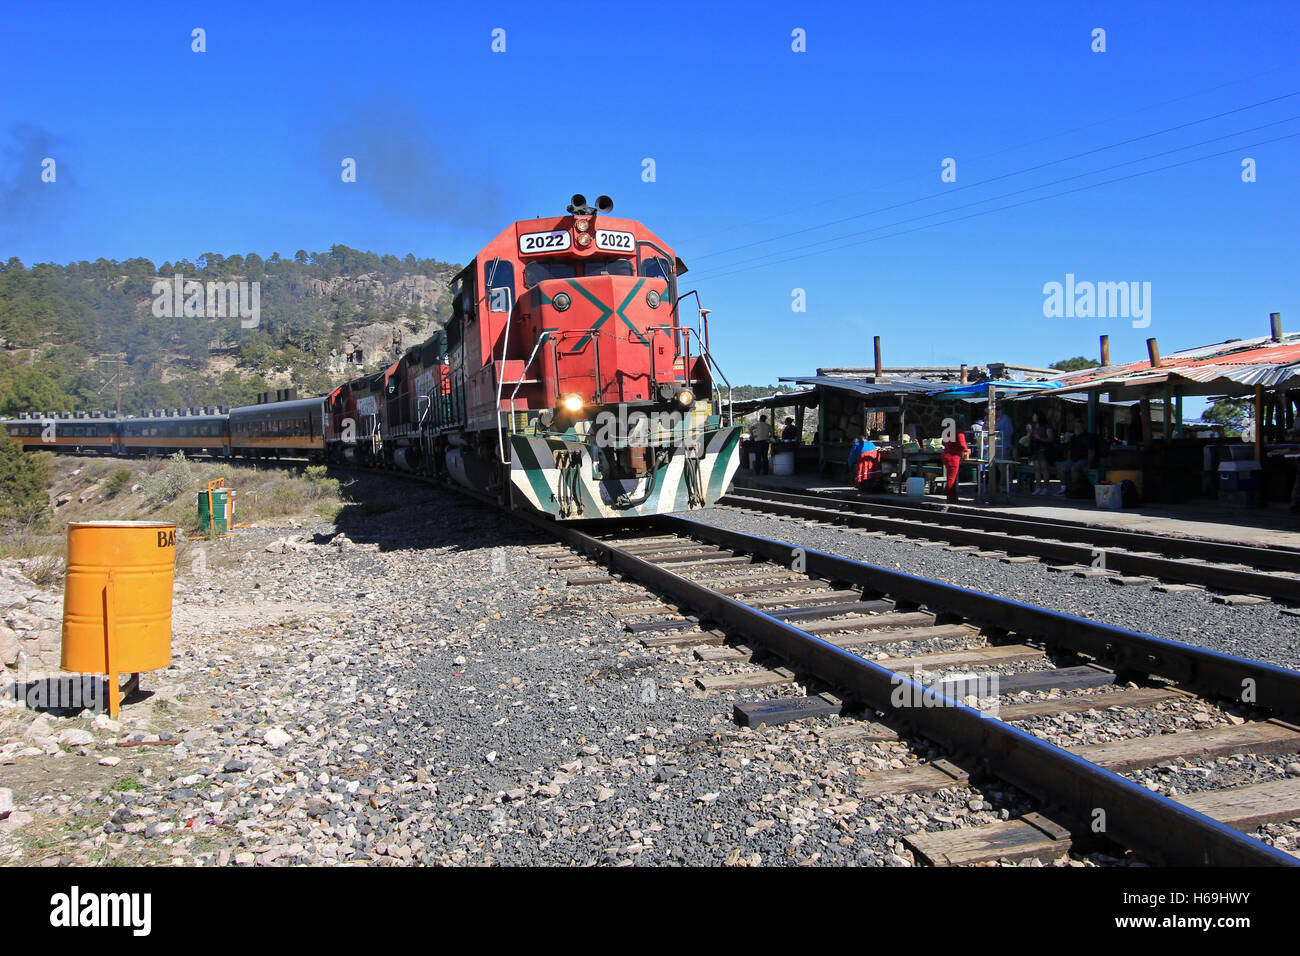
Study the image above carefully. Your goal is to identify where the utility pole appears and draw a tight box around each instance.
[95,353,124,417]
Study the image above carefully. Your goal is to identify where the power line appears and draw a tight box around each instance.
[689,89,1300,265]
[675,58,1300,246]
[691,130,1300,283]
[688,115,1300,280]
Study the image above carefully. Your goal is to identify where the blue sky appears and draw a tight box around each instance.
[2,0,1297,390]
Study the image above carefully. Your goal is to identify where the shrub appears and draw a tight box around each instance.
[138,452,193,507]
[263,482,308,515]
[104,468,132,497]
[0,438,50,525]
[21,555,64,587]
[303,464,341,499]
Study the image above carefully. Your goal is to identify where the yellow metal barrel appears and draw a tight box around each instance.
[61,520,177,675]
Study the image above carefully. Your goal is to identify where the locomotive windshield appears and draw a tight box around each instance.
[524,257,639,287]
[582,259,634,278]
[524,260,576,287]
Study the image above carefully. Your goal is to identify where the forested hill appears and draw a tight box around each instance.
[0,246,458,416]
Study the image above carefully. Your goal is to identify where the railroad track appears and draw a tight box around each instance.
[58,454,1300,864]
[718,485,1300,607]
[531,515,1300,866]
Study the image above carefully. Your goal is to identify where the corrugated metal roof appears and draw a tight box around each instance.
[1034,334,1300,397]
[727,389,818,414]
[780,375,939,397]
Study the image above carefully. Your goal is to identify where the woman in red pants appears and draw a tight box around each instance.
[941,429,970,502]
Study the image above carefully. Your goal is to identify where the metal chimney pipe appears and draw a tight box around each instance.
[1270,312,1282,342]
[1147,338,1161,368]
[1100,334,1110,366]
[873,336,883,379]
[959,363,968,384]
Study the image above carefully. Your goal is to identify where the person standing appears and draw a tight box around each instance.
[1055,416,1096,494]
[995,410,1015,458]
[1284,426,1300,514]
[940,428,970,502]
[1029,411,1056,495]
[750,415,773,475]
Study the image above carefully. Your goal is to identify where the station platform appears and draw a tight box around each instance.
[729,471,1300,551]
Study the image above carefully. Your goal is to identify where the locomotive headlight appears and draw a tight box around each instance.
[575,218,590,233]
[552,292,572,311]
[576,233,592,247]
[645,290,661,309]
[561,394,584,412]
[675,389,694,408]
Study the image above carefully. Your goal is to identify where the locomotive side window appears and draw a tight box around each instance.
[524,261,576,288]
[485,260,514,313]
[639,256,672,279]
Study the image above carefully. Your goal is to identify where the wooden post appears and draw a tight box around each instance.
[1163,380,1172,441]
[986,382,998,504]
[1100,334,1110,366]
[1254,385,1264,461]
[1140,397,1153,445]
[1087,391,1099,433]
[898,394,907,491]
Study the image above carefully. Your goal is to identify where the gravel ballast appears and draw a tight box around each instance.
[694,504,1300,671]
[2,476,1297,867]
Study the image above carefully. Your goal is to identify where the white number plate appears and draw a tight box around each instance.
[518,230,571,254]
[594,229,635,252]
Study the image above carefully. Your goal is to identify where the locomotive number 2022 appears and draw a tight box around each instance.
[518,230,572,254]
[594,230,634,252]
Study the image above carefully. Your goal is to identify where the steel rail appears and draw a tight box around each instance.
[721,487,1300,603]
[729,483,1300,572]
[669,514,1300,722]
[533,513,1300,866]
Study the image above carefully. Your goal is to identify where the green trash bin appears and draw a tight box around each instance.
[197,487,233,535]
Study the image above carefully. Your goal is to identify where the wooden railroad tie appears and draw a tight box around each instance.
[695,667,796,693]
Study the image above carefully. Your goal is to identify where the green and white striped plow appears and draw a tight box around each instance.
[509,426,743,520]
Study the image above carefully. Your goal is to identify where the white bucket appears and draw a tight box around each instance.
[905,476,926,498]
[772,450,795,476]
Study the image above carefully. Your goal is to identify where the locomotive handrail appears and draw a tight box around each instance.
[645,324,734,426]
[492,260,515,467]
[502,330,554,464]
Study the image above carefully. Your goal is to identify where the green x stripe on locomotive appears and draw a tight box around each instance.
[565,279,650,352]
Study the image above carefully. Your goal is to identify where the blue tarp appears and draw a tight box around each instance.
[926,380,1062,398]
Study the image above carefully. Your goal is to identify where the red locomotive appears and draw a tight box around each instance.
[328,193,742,518]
